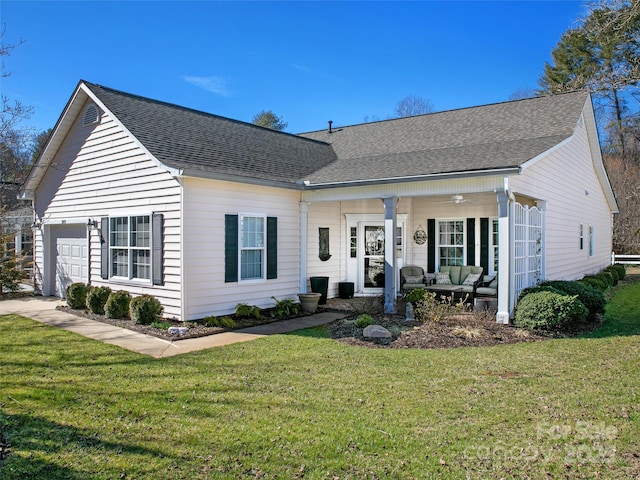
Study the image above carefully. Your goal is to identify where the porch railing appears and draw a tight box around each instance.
[611,253,640,266]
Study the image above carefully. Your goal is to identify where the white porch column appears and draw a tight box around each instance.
[299,201,309,293]
[383,197,398,314]
[496,191,511,324]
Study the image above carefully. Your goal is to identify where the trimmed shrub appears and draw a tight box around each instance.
[539,280,606,315]
[86,286,112,315]
[579,275,608,291]
[66,282,89,309]
[611,263,626,280]
[597,271,615,288]
[129,294,163,325]
[105,290,131,319]
[515,291,588,331]
[518,285,564,302]
[604,266,619,285]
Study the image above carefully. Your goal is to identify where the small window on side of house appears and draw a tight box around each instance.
[579,223,584,250]
[589,225,594,257]
[83,103,99,126]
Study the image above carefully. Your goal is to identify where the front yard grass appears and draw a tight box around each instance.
[1,278,639,479]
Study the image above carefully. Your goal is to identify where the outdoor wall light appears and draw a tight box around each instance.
[87,218,99,230]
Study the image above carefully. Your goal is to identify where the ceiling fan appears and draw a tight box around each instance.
[435,194,472,204]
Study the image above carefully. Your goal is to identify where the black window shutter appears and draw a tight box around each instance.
[266,217,277,279]
[466,218,476,265]
[152,213,164,285]
[427,219,436,273]
[480,218,489,273]
[100,217,109,279]
[225,215,238,282]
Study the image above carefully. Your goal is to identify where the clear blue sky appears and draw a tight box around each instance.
[3,1,586,135]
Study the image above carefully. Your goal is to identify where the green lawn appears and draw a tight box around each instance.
[1,279,639,479]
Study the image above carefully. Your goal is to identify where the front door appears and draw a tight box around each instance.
[363,224,385,291]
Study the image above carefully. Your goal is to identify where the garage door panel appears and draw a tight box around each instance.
[55,235,88,298]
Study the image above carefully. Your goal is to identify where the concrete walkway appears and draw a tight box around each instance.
[0,297,346,358]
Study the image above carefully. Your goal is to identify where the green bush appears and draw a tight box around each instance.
[66,282,89,309]
[405,288,427,304]
[355,314,375,328]
[539,280,606,315]
[270,296,301,318]
[86,286,112,315]
[129,294,163,325]
[597,271,614,288]
[579,275,608,291]
[234,303,263,319]
[518,285,564,302]
[611,263,626,280]
[204,315,237,328]
[604,266,619,285]
[515,291,588,331]
[105,290,131,319]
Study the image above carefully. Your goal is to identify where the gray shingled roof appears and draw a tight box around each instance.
[85,82,337,187]
[299,91,588,184]
[86,82,587,187]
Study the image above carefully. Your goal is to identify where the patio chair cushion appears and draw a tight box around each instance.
[435,272,452,285]
[462,273,482,286]
[404,275,424,284]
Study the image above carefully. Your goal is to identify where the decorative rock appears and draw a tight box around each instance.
[168,326,189,336]
[363,325,392,338]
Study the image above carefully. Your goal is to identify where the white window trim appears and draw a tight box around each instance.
[238,213,266,282]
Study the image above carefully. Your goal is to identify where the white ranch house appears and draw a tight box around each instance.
[21,81,618,323]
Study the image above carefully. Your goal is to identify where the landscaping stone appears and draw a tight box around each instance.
[363,324,392,338]
[168,326,189,336]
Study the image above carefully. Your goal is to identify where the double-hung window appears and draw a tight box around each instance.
[437,219,465,267]
[109,215,151,280]
[225,214,277,282]
[240,214,265,281]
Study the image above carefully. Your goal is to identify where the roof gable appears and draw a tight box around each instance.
[84,82,337,187]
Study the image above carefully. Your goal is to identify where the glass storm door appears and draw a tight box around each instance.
[363,225,385,289]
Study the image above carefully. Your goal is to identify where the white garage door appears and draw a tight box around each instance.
[55,236,88,298]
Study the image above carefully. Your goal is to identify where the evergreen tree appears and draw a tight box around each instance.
[252,110,288,131]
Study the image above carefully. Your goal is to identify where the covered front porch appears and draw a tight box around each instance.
[299,177,544,323]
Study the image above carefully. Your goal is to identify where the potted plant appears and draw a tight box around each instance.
[297,292,322,313]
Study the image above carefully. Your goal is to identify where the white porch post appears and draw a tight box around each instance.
[383,197,397,314]
[496,191,511,324]
[299,201,309,293]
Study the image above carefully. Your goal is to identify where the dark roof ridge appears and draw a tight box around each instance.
[81,80,332,147]
[298,90,588,135]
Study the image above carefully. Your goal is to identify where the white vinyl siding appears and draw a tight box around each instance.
[182,178,300,320]
[510,115,613,280]
[33,100,182,318]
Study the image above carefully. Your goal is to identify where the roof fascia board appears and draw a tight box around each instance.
[179,170,304,190]
[518,135,574,172]
[81,84,183,177]
[582,95,619,213]
[20,81,88,198]
[303,167,521,189]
